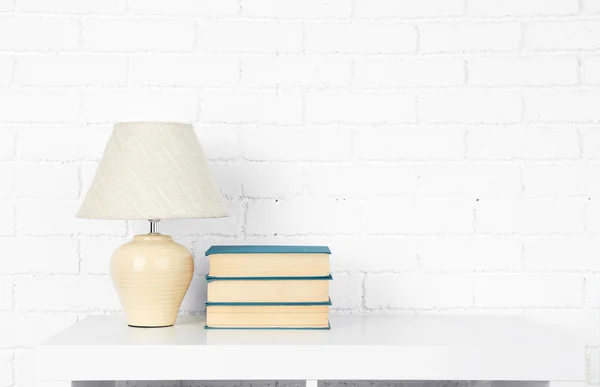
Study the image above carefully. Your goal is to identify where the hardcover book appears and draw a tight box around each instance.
[205,300,331,329]
[207,275,332,303]
[205,245,331,277]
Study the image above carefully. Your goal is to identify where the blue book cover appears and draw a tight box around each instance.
[205,245,331,256]
[206,274,333,282]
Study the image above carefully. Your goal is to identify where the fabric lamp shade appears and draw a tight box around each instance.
[77,122,228,220]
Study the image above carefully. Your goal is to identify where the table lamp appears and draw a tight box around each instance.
[77,122,228,328]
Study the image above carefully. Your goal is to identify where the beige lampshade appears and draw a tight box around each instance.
[77,122,228,220]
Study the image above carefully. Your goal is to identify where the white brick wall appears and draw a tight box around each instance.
[0,1,598,386]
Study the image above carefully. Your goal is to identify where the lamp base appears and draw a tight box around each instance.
[111,234,193,328]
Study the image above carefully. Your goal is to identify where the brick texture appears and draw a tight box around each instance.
[1,2,599,386]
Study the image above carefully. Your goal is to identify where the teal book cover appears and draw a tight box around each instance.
[206,274,333,282]
[204,323,331,330]
[205,245,331,255]
[206,298,332,307]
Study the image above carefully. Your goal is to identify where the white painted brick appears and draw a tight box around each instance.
[14,350,34,387]
[365,274,473,309]
[0,128,15,160]
[469,57,578,86]
[130,200,243,237]
[468,0,578,16]
[524,236,600,272]
[0,313,76,347]
[240,164,304,199]
[242,0,352,18]
[525,309,599,344]
[474,274,584,308]
[467,126,579,160]
[83,90,197,123]
[195,125,240,160]
[201,90,302,125]
[417,164,522,197]
[15,54,128,87]
[130,0,238,16]
[476,199,585,234]
[418,236,521,272]
[586,199,600,233]
[363,199,474,234]
[18,0,125,13]
[523,163,600,196]
[525,91,600,122]
[307,164,417,198]
[525,21,600,50]
[241,56,352,88]
[419,92,522,124]
[330,274,362,310]
[0,0,12,11]
[0,89,80,123]
[307,91,416,124]
[80,162,98,195]
[590,348,600,385]
[18,200,127,236]
[83,18,195,52]
[198,21,303,53]
[0,239,78,274]
[0,203,15,236]
[305,23,417,54]
[0,17,79,51]
[0,280,13,311]
[17,125,111,161]
[355,126,465,161]
[420,22,520,53]
[585,275,600,307]
[16,276,120,312]
[131,55,239,87]
[246,198,361,235]
[209,164,243,198]
[0,163,79,199]
[354,58,465,88]
[241,126,352,161]
[581,126,600,159]
[327,235,419,272]
[355,0,464,17]
[583,0,600,13]
[80,238,128,274]
[0,351,12,387]
[0,55,12,86]
[582,57,600,84]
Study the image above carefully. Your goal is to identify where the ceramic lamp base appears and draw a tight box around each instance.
[111,234,193,328]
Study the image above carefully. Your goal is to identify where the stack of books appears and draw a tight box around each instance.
[204,245,332,329]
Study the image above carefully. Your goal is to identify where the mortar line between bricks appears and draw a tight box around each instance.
[10,82,600,91]
[2,269,600,278]
[6,49,600,57]
[0,121,595,129]
[7,51,598,60]
[6,305,596,315]
[5,13,600,22]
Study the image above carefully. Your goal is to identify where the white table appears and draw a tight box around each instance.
[36,315,585,387]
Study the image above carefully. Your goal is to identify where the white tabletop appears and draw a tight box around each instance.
[37,314,585,382]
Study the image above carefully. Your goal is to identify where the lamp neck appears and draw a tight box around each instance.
[148,219,160,234]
